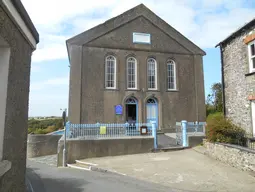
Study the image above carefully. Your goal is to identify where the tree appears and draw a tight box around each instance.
[206,82,223,116]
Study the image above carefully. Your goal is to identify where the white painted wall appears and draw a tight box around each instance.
[0,36,10,161]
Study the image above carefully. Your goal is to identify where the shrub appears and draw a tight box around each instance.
[206,113,247,146]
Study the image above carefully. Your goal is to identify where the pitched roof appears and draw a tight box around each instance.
[66,3,205,56]
[216,17,255,47]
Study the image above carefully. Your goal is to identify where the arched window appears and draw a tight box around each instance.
[105,55,116,89]
[147,58,157,90]
[127,57,137,89]
[167,60,176,90]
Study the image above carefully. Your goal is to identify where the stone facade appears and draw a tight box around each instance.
[221,20,255,134]
[203,141,255,173]
[0,1,39,191]
[67,4,206,132]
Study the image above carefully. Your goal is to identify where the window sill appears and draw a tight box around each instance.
[167,89,179,92]
[0,160,11,177]
[245,71,255,77]
[104,88,119,91]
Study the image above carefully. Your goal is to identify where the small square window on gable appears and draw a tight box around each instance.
[248,40,255,73]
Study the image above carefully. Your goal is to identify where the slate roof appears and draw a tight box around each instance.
[216,17,255,47]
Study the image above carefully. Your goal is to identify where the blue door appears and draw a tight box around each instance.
[146,98,158,129]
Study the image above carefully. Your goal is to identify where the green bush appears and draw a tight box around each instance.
[206,113,247,145]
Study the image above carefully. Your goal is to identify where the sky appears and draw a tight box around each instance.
[20,0,255,117]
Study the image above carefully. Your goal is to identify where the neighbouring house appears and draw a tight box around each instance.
[216,18,255,136]
[0,0,39,191]
[66,4,206,133]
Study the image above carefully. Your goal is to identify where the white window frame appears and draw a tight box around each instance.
[167,60,177,90]
[147,58,157,90]
[105,55,117,89]
[248,40,255,73]
[126,57,137,89]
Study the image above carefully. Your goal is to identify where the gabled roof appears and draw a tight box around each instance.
[216,17,255,47]
[66,3,205,56]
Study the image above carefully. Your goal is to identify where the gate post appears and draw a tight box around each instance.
[181,120,188,147]
[152,122,157,149]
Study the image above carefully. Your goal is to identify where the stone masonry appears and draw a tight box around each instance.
[221,22,255,134]
[203,140,255,173]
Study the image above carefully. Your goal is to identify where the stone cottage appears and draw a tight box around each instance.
[0,0,39,191]
[66,4,206,133]
[216,18,255,136]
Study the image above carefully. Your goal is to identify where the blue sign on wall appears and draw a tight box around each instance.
[115,105,123,115]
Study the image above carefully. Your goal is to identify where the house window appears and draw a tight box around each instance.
[127,57,137,89]
[167,60,176,90]
[248,40,255,73]
[147,58,157,90]
[105,55,116,89]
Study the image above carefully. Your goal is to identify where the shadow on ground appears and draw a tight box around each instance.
[26,167,89,192]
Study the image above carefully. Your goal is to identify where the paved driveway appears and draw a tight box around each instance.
[26,160,183,192]
[79,148,255,192]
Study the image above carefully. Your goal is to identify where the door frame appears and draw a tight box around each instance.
[146,97,158,129]
[125,97,138,124]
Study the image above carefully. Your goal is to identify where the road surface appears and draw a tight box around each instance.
[26,160,185,192]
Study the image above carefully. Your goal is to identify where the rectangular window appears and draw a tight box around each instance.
[248,41,255,73]
[127,58,137,89]
[148,59,157,90]
[167,61,176,90]
[105,56,116,89]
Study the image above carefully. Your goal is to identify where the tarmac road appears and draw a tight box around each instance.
[26,160,186,192]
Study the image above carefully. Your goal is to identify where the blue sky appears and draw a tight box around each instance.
[21,0,255,117]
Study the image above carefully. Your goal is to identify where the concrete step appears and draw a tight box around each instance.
[152,146,189,152]
[67,160,98,171]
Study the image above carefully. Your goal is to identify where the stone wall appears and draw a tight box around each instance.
[57,137,154,167]
[203,140,255,173]
[222,23,255,134]
[0,5,34,192]
[27,134,62,158]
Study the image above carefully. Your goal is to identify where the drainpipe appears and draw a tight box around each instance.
[219,45,226,117]
[194,55,199,123]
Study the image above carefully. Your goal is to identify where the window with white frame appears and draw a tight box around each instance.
[147,58,157,90]
[167,60,176,90]
[127,57,137,89]
[248,40,255,73]
[105,55,116,89]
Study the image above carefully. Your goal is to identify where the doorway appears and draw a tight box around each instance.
[146,98,158,129]
[125,97,138,125]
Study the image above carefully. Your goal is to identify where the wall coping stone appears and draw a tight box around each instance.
[214,142,255,154]
[59,136,154,141]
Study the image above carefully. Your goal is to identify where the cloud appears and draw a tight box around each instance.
[30,76,69,91]
[21,0,255,63]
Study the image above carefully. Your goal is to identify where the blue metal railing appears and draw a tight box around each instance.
[176,121,206,147]
[65,122,155,140]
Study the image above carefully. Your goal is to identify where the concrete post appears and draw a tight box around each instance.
[181,120,188,147]
[152,122,157,149]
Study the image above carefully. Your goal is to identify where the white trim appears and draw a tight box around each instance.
[105,55,117,89]
[75,160,98,166]
[147,58,157,90]
[2,0,37,49]
[248,40,255,73]
[126,57,137,89]
[167,60,177,91]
